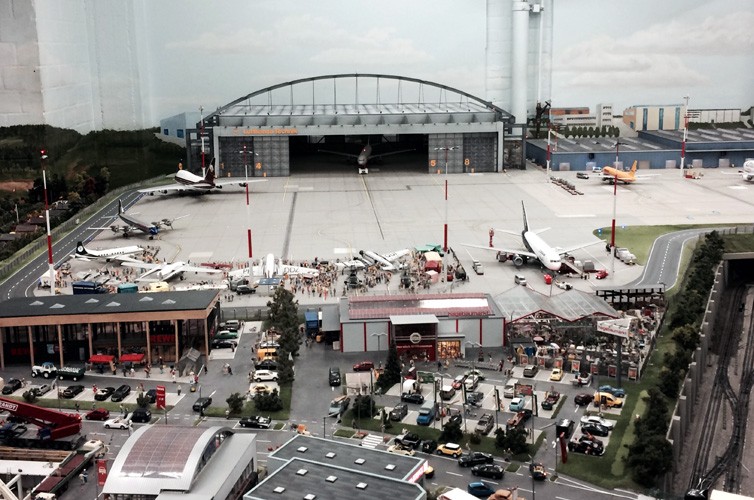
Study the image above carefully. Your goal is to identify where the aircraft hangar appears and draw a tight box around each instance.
[186,74,521,176]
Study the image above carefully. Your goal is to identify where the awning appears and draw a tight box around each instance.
[89,354,115,364]
[120,353,145,363]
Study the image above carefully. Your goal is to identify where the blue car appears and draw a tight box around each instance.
[468,481,497,498]
[598,385,626,398]
[509,396,527,412]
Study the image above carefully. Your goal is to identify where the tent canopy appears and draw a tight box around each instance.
[120,353,145,363]
[89,354,115,364]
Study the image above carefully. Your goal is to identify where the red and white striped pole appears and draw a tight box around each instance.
[41,150,55,295]
[680,95,690,177]
[199,105,206,173]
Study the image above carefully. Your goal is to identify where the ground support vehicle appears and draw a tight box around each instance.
[0,397,83,450]
[31,440,106,498]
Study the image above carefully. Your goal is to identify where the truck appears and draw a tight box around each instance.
[31,439,106,499]
[304,310,319,338]
[614,247,636,265]
[71,280,108,295]
[31,362,85,381]
[0,396,83,450]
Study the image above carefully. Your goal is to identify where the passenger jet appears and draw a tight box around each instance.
[91,200,188,239]
[463,202,603,271]
[122,260,224,282]
[600,161,657,184]
[138,158,266,195]
[741,159,754,182]
[228,254,320,281]
[319,144,413,173]
[73,241,144,263]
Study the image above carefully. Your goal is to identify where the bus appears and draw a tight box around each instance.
[72,281,108,295]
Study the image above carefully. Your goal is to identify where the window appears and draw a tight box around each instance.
[642,109,648,130]
[177,129,185,138]
[658,108,664,130]
[675,107,681,129]
[163,128,169,135]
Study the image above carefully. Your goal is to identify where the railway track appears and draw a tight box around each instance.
[688,284,754,494]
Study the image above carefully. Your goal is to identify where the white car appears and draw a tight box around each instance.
[32,384,52,396]
[104,417,132,430]
[387,444,415,456]
[253,370,279,382]
[580,415,615,430]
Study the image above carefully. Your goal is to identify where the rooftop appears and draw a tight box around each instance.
[344,293,499,321]
[494,286,619,322]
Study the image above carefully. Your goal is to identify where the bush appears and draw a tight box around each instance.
[468,432,482,445]
[22,390,37,404]
[136,393,151,408]
[226,392,245,414]
[254,389,283,412]
[439,420,463,443]
[353,395,377,418]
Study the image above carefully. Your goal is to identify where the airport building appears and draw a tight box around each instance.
[245,434,426,500]
[0,290,221,369]
[103,425,258,500]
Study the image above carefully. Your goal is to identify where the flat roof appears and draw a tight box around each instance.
[0,290,219,325]
[345,293,498,320]
[390,314,439,325]
[268,435,424,481]
[494,286,618,322]
[245,458,425,500]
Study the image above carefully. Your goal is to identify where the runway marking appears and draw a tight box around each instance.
[556,214,596,218]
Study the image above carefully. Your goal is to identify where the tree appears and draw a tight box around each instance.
[276,349,295,384]
[226,392,245,414]
[267,288,300,358]
[376,338,401,392]
[627,434,673,487]
[439,420,463,443]
[353,394,377,419]
[136,392,151,408]
[254,389,283,412]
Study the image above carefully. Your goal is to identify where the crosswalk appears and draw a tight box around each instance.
[360,433,384,449]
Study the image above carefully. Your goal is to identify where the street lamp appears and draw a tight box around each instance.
[434,372,444,427]
[434,146,458,252]
[680,95,690,178]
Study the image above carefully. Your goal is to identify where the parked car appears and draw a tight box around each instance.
[420,439,438,454]
[466,391,484,406]
[387,444,415,456]
[328,396,351,417]
[328,367,341,386]
[389,403,408,421]
[506,410,532,430]
[110,384,131,402]
[253,370,279,382]
[85,408,110,421]
[568,439,605,456]
[94,387,115,401]
[554,280,573,290]
[236,284,257,294]
[467,481,497,498]
[451,374,467,390]
[573,373,592,386]
[2,379,22,395]
[530,462,548,480]
[435,442,463,458]
[223,320,240,332]
[464,369,486,381]
[598,385,626,398]
[464,375,479,391]
[130,407,152,423]
[352,361,374,372]
[574,393,594,406]
[458,452,494,467]
[443,412,463,429]
[239,415,272,429]
[471,464,504,480]
[509,396,527,412]
[251,384,273,395]
[595,269,609,279]
[581,422,610,437]
[593,391,624,408]
[514,274,527,286]
[576,172,590,179]
[475,413,494,435]
[62,385,85,398]
[31,384,52,397]
[211,338,237,349]
[401,392,425,405]
[523,364,538,378]
[394,432,421,450]
[255,360,278,371]
[193,397,212,412]
[104,417,132,430]
[439,385,456,400]
[144,388,157,404]
[549,368,563,381]
[578,434,604,446]
[541,391,561,410]
[214,330,239,340]
[580,415,615,430]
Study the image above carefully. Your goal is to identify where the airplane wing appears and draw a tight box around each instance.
[370,148,414,159]
[461,243,537,260]
[212,178,267,188]
[177,264,223,274]
[554,239,605,256]
[138,183,195,194]
[121,261,160,270]
[277,263,319,278]
[318,149,360,159]
[382,249,411,262]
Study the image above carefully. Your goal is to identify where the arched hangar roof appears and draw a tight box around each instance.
[103,425,234,496]
[495,285,619,322]
[204,73,514,129]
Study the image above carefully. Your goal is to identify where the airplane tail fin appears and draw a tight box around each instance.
[521,201,530,232]
[204,158,216,183]
[629,160,637,175]
[75,241,87,256]
[118,199,124,214]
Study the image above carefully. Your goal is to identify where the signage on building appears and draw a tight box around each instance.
[596,318,634,338]
[97,459,108,486]
[409,332,422,344]
[156,385,166,409]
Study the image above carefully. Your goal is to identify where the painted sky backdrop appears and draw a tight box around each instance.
[144,0,753,119]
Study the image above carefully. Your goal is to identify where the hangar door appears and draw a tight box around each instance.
[427,133,497,174]
[218,136,291,177]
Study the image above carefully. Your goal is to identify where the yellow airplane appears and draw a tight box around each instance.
[601,160,639,184]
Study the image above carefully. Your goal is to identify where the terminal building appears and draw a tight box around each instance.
[102,425,258,500]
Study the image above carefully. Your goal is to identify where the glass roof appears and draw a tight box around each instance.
[119,426,207,479]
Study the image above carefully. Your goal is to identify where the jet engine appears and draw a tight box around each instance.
[512,255,524,267]
[496,252,508,263]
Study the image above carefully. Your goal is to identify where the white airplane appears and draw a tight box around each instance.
[357,249,410,271]
[138,158,266,195]
[72,241,144,263]
[463,202,603,272]
[228,253,320,281]
[91,200,188,238]
[741,159,754,182]
[121,260,223,282]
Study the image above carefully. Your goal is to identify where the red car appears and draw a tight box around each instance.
[353,361,375,372]
[595,270,609,280]
[85,408,111,421]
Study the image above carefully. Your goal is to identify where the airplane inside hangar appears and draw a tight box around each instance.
[177,74,524,177]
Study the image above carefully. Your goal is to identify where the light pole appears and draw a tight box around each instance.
[239,146,259,280]
[323,415,327,439]
[434,146,458,253]
[434,372,444,427]
[40,150,55,296]
[680,95,690,178]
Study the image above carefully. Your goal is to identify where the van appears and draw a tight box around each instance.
[257,347,278,361]
[523,365,538,378]
[514,274,527,286]
[416,400,438,425]
[503,378,518,398]
[439,385,456,400]
[464,375,479,391]
[402,379,419,394]
[224,320,241,332]
[593,391,624,408]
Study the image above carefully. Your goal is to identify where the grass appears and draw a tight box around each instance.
[12,395,173,414]
[205,384,292,420]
